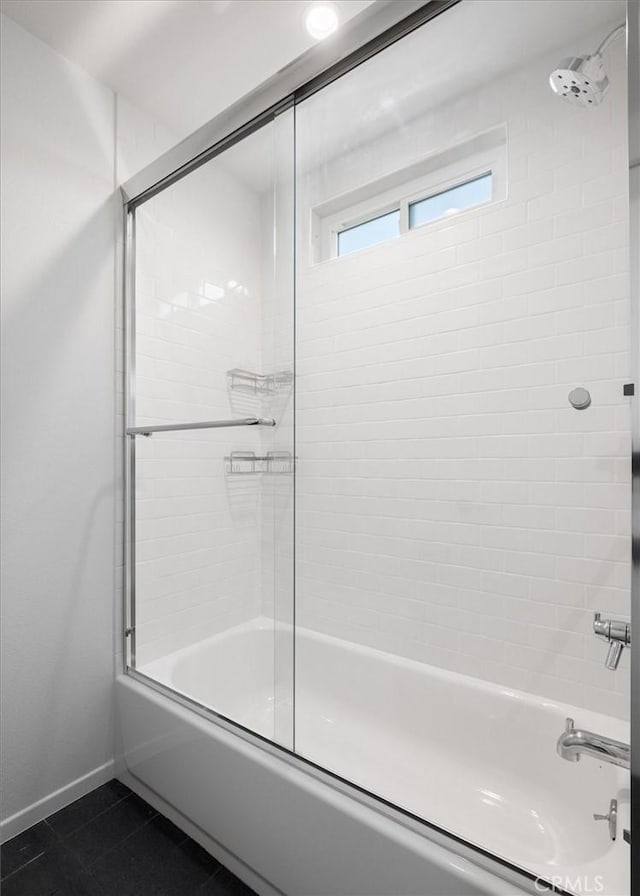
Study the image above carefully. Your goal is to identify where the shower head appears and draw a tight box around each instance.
[549,54,609,107]
[548,23,624,108]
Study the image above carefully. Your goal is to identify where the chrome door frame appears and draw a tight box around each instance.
[121,0,460,671]
[120,1,458,208]
[628,0,639,888]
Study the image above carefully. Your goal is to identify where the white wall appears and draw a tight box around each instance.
[0,10,295,828]
[1,15,116,834]
[295,21,631,718]
[0,14,192,839]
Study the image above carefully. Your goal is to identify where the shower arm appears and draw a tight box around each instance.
[595,23,625,57]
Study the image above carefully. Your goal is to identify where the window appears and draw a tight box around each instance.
[335,172,493,258]
[408,173,492,230]
[337,209,401,257]
[312,127,507,263]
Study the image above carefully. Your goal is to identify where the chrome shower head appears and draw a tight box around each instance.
[549,54,609,107]
[549,23,625,108]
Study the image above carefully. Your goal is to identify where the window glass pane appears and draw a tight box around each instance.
[409,173,492,229]
[337,209,400,256]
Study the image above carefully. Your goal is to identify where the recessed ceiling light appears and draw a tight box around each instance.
[305,4,339,40]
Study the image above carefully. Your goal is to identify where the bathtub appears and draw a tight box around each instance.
[117,618,630,896]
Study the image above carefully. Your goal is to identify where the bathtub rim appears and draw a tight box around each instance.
[138,616,630,738]
[124,664,577,896]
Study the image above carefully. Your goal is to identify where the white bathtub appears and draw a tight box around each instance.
[120,617,629,896]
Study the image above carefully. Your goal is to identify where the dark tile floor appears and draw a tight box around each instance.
[1,779,257,896]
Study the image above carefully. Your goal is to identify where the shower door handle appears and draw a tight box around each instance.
[126,416,276,436]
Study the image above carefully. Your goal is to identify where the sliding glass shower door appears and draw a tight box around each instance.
[126,111,295,748]
[124,0,631,891]
[293,0,630,888]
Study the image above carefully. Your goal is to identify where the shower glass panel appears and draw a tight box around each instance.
[294,0,630,886]
[128,111,295,748]
[124,0,632,891]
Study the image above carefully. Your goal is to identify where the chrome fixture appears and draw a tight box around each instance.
[593,798,618,841]
[127,417,276,437]
[549,23,625,106]
[225,450,295,475]
[568,387,591,410]
[557,718,630,769]
[593,612,631,670]
[227,368,293,396]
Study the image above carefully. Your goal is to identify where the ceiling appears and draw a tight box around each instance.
[2,0,625,192]
[0,0,376,136]
[231,0,626,193]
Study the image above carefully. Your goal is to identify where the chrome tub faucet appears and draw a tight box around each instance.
[557,718,630,770]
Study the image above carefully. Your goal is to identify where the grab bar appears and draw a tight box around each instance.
[127,416,276,436]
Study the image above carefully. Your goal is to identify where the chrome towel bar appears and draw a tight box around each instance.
[127,417,276,436]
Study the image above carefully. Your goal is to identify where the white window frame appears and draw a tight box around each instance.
[313,129,507,263]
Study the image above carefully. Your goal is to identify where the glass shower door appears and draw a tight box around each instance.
[122,1,631,889]
[293,0,630,890]
[126,110,295,748]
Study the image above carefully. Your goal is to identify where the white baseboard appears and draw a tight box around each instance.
[0,759,116,843]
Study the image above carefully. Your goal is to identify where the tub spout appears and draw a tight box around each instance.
[557,718,630,769]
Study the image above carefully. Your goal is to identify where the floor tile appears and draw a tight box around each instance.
[5,781,253,896]
[47,780,132,839]
[1,820,57,879]
[91,817,221,896]
[143,812,190,847]
[199,867,258,896]
[125,818,221,893]
[51,870,107,896]
[178,836,222,880]
[84,845,142,896]
[63,793,156,867]
[1,842,88,896]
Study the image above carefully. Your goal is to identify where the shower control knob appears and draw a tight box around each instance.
[593,612,631,670]
[593,798,618,841]
[568,387,591,410]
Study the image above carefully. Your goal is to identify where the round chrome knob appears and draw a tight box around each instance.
[568,387,591,410]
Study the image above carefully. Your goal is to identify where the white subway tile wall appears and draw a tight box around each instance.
[118,117,296,668]
[116,17,630,720]
[129,136,274,665]
[295,26,630,718]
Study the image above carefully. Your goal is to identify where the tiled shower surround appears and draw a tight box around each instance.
[127,117,294,667]
[129,20,630,717]
[295,23,630,717]
[132,151,270,664]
